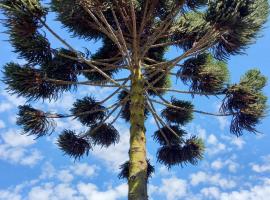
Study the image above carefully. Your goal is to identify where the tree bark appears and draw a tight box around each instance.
[128,65,148,200]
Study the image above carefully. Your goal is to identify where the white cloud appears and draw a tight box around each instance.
[20,150,43,166]
[188,126,226,156]
[190,171,208,186]
[201,187,220,199]
[57,170,74,183]
[230,137,245,149]
[148,184,159,200]
[0,161,126,200]
[44,93,75,111]
[0,129,42,166]
[0,102,13,112]
[195,126,207,140]
[28,183,55,200]
[206,134,226,156]
[71,163,98,177]
[1,91,26,106]
[190,171,236,189]
[208,134,218,145]
[221,135,246,150]
[2,130,35,147]
[251,155,270,173]
[200,179,270,200]
[39,162,97,182]
[0,120,5,129]
[77,182,127,200]
[211,160,223,170]
[158,177,187,200]
[0,190,22,200]
[227,162,238,173]
[211,156,239,173]
[216,116,230,131]
[157,166,176,177]
[27,183,82,200]
[39,162,56,180]
[92,124,129,171]
[252,164,270,173]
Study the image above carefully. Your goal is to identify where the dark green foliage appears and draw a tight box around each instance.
[146,46,167,63]
[157,144,183,168]
[83,38,120,83]
[58,130,91,159]
[88,123,120,147]
[144,46,171,96]
[3,63,60,100]
[118,91,131,122]
[145,70,171,96]
[155,1,175,20]
[118,91,149,122]
[17,105,55,137]
[182,136,205,165]
[178,53,229,93]
[161,98,193,125]
[118,159,155,181]
[157,136,205,168]
[51,0,102,40]
[220,70,267,135]
[9,32,52,65]
[153,125,186,146]
[240,69,267,91]
[205,0,269,59]
[1,0,52,65]
[71,96,107,126]
[42,49,84,88]
[221,84,267,136]
[171,12,208,51]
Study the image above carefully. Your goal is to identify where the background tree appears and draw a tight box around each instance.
[0,0,268,199]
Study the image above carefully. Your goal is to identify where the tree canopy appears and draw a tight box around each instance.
[0,0,269,199]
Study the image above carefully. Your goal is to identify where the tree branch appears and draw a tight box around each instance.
[141,1,185,58]
[146,98,170,146]
[150,98,234,117]
[152,87,224,96]
[81,96,129,138]
[45,101,119,119]
[146,94,180,140]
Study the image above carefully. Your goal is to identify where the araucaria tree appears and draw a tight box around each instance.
[0,0,269,199]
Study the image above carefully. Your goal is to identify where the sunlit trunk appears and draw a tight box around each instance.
[128,65,148,200]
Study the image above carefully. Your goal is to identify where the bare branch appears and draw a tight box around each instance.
[152,88,223,96]
[46,101,119,119]
[150,98,234,117]
[138,0,149,37]
[46,78,129,88]
[100,77,130,104]
[145,98,170,146]
[130,0,138,64]
[150,38,188,48]
[111,7,132,66]
[141,1,185,58]
[146,94,180,140]
[110,99,127,125]
[81,95,129,138]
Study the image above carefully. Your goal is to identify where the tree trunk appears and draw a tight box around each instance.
[128,65,148,200]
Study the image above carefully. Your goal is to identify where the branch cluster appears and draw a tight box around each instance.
[221,70,268,136]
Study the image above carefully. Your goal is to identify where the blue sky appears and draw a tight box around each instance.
[0,4,270,200]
